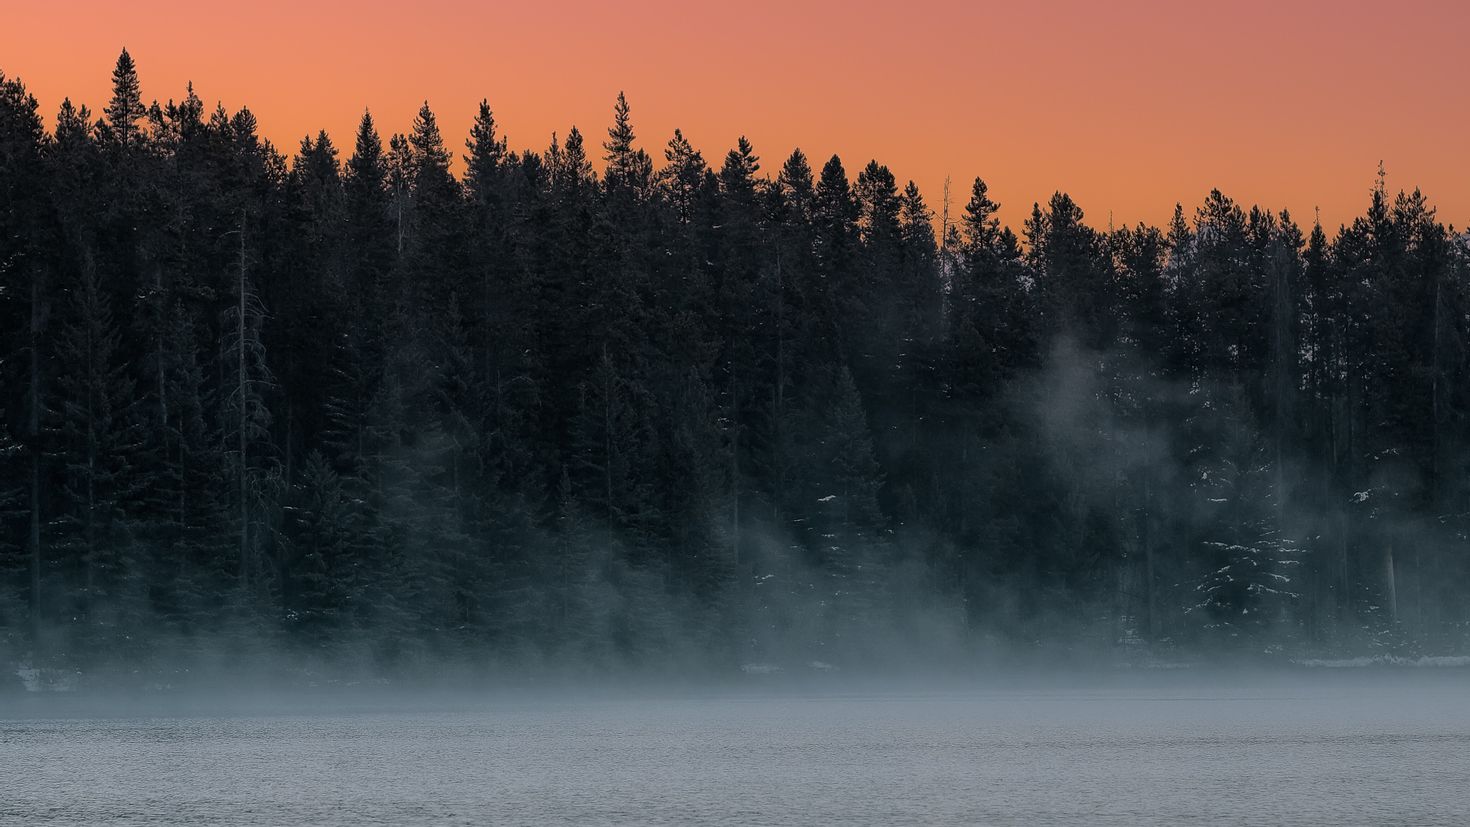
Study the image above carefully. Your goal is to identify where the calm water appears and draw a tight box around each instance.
[3,679,1468,825]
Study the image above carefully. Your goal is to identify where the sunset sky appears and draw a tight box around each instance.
[4,0,1466,232]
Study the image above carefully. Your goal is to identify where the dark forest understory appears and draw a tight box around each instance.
[3,51,1469,684]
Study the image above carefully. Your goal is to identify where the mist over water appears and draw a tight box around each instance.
[4,672,1467,826]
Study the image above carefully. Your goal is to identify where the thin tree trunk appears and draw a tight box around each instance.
[157,255,169,431]
[85,288,97,603]
[731,370,740,569]
[29,273,43,652]
[773,252,784,524]
[1141,395,1159,640]
[1426,265,1444,638]
[238,213,250,590]
[602,346,615,527]
[395,186,404,258]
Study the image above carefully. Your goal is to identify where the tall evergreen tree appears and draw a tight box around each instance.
[102,49,146,155]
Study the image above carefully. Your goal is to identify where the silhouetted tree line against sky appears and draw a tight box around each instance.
[2,50,1469,681]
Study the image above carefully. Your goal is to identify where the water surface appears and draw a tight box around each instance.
[4,678,1466,825]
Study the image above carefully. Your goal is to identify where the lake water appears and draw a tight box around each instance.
[3,676,1467,825]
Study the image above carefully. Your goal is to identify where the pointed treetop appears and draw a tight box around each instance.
[173,81,203,125]
[552,126,593,189]
[346,110,384,187]
[900,181,936,248]
[663,128,700,166]
[1306,210,1329,261]
[55,96,87,130]
[602,92,653,193]
[719,135,760,195]
[778,148,813,200]
[52,98,93,156]
[817,154,848,188]
[232,106,259,145]
[466,100,504,166]
[960,177,1001,250]
[815,154,854,219]
[900,180,931,224]
[465,99,507,201]
[856,160,897,202]
[355,109,378,145]
[106,47,145,149]
[297,128,336,159]
[408,101,453,192]
[660,128,706,222]
[411,102,445,153]
[735,135,757,164]
[605,91,634,161]
[965,177,994,209]
[856,161,900,237]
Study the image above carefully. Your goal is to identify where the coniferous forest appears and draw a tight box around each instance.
[3,51,1470,682]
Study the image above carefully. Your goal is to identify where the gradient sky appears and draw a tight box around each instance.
[4,0,1466,232]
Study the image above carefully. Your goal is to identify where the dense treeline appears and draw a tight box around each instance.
[3,52,1469,679]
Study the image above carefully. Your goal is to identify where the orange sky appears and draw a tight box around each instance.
[4,0,1467,232]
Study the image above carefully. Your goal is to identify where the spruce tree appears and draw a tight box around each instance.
[103,49,146,154]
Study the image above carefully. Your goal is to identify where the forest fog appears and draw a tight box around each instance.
[3,51,1470,690]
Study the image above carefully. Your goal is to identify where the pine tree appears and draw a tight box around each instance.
[103,49,146,154]
[570,346,659,553]
[403,102,464,320]
[884,180,942,524]
[1188,394,1303,649]
[659,129,706,226]
[283,451,352,646]
[464,100,506,204]
[0,72,50,654]
[947,177,1030,397]
[219,193,276,593]
[50,257,148,657]
[802,366,886,657]
[603,92,653,197]
[1026,191,1111,346]
[812,154,857,299]
[154,311,232,633]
